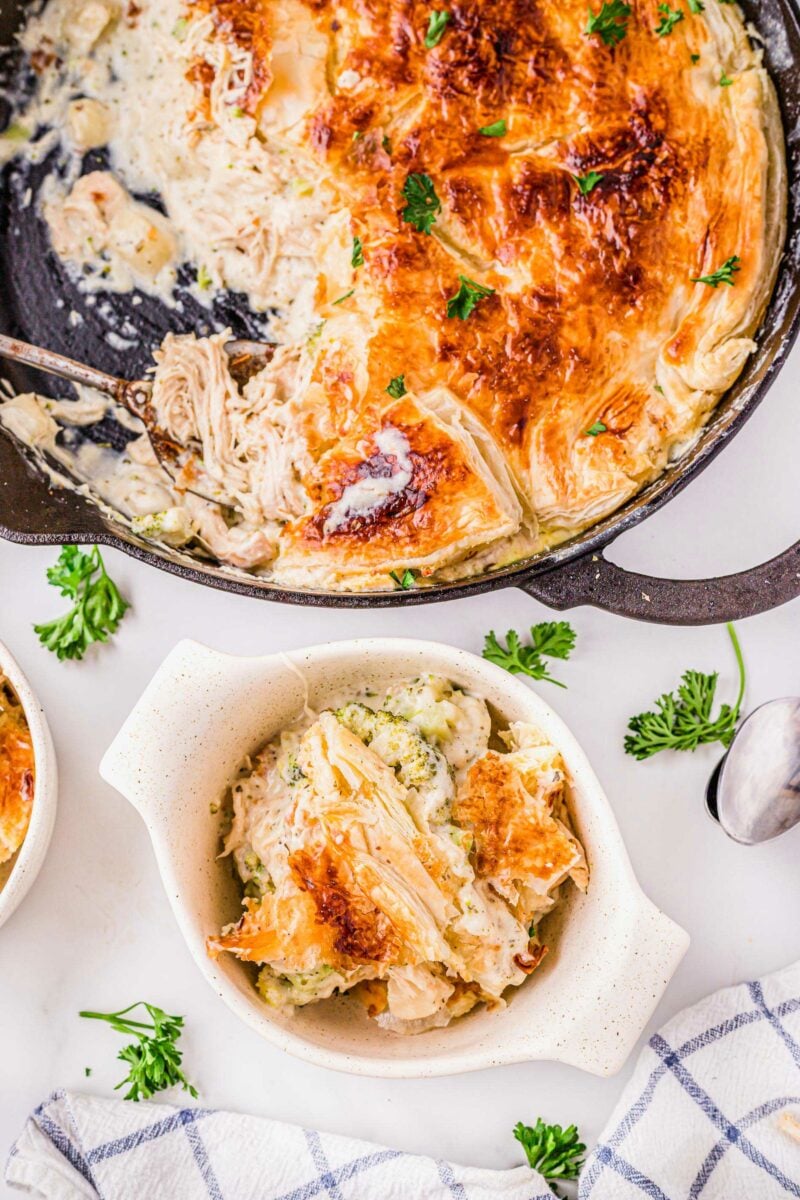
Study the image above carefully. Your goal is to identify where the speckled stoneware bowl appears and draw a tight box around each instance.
[100,638,689,1078]
[0,640,57,929]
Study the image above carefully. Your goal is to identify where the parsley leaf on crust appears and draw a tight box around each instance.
[386,375,407,398]
[446,275,495,319]
[401,172,442,234]
[655,3,684,35]
[424,10,451,48]
[586,0,631,45]
[479,119,507,137]
[574,170,604,194]
[691,254,740,286]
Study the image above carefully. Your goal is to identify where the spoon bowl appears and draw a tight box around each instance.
[705,697,800,844]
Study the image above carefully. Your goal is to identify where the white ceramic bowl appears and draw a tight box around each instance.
[0,640,57,929]
[100,638,689,1078]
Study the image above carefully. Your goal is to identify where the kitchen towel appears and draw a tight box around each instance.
[7,959,800,1199]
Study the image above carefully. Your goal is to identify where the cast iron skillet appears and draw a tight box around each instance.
[1,0,799,623]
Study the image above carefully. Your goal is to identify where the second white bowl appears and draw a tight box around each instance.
[100,637,688,1078]
[0,640,57,930]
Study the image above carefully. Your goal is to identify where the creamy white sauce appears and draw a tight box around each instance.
[322,428,413,536]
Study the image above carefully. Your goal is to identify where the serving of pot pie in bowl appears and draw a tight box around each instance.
[0,0,788,595]
[100,638,688,1076]
[0,640,57,929]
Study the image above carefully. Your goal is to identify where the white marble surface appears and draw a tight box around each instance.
[2,339,800,1188]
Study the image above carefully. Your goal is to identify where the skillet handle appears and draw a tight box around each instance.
[519,538,800,625]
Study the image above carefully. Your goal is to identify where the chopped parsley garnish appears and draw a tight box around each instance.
[585,420,607,436]
[655,3,684,35]
[424,10,451,48]
[351,235,364,268]
[688,0,705,10]
[514,1119,586,1185]
[401,172,442,234]
[332,289,355,305]
[79,1002,198,1102]
[446,275,495,319]
[231,106,246,118]
[171,16,189,39]
[720,70,733,85]
[691,254,740,287]
[483,622,576,689]
[690,51,701,61]
[574,170,604,195]
[196,264,212,291]
[382,133,392,153]
[585,0,631,46]
[34,546,129,662]
[624,622,745,759]
[389,569,417,589]
[386,375,407,398]
[479,119,507,137]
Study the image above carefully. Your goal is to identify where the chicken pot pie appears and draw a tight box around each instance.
[208,675,588,1031]
[0,0,786,589]
[0,674,34,870]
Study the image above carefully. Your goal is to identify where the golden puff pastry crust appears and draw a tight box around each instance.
[194,0,786,584]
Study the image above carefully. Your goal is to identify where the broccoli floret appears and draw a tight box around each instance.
[257,964,339,1007]
[334,701,441,788]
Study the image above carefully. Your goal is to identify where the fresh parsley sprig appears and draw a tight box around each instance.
[655,3,684,35]
[483,622,576,688]
[446,275,495,319]
[585,420,607,436]
[586,0,631,46]
[424,10,451,48]
[691,254,740,287]
[624,622,746,759]
[34,546,129,662]
[79,1002,198,1103]
[514,1119,586,1188]
[401,172,442,234]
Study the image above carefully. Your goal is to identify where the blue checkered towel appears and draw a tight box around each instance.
[7,962,800,1199]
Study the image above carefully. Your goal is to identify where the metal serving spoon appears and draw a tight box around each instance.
[706,697,800,844]
[0,332,273,504]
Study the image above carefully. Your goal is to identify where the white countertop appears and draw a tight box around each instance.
[2,341,800,1189]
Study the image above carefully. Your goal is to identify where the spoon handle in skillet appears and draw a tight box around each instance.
[0,333,126,398]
